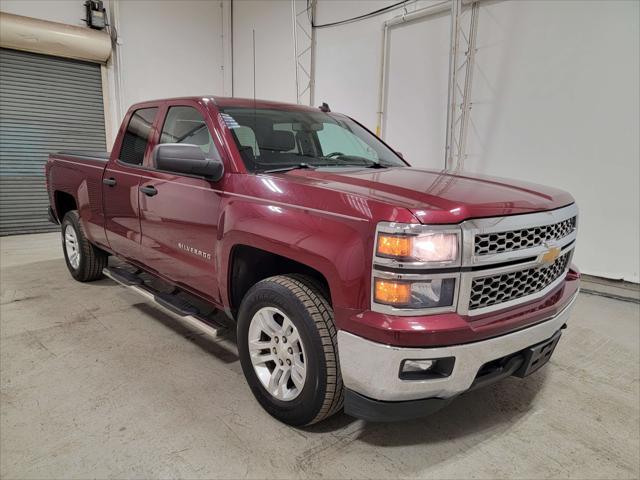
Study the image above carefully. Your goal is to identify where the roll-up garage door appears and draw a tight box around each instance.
[0,48,107,235]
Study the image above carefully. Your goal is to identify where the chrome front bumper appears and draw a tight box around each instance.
[338,293,578,402]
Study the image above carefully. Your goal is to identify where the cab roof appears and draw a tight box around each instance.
[130,96,324,112]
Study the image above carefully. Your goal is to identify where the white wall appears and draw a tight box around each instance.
[464,0,639,283]
[231,0,296,103]
[114,0,229,110]
[0,0,94,26]
[312,0,640,283]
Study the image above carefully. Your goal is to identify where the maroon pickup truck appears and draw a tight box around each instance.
[46,96,580,425]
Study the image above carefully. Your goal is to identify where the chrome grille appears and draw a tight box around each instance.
[475,216,576,255]
[469,252,570,311]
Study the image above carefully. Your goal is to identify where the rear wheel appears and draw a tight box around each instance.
[237,275,343,426]
[61,210,108,282]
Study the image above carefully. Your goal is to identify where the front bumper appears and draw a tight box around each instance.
[338,292,577,419]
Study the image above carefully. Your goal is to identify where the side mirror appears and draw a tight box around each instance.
[152,143,224,181]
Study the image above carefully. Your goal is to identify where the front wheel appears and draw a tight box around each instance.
[237,275,343,426]
[61,210,108,282]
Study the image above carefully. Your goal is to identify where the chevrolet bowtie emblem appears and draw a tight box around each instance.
[540,245,561,265]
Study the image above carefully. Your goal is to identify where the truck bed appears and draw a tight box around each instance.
[46,150,111,248]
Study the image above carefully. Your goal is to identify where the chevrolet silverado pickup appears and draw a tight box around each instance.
[46,96,580,425]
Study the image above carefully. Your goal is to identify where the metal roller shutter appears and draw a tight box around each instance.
[0,48,106,235]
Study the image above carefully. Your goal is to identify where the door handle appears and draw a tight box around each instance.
[103,177,117,186]
[139,185,158,197]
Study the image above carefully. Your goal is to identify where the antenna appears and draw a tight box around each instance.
[252,29,256,103]
[252,29,257,156]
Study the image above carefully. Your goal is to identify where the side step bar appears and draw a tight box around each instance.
[103,267,227,338]
[105,266,143,286]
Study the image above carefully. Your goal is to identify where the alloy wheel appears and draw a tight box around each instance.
[248,306,307,401]
[64,224,80,269]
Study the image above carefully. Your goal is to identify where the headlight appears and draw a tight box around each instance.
[375,225,460,265]
[372,223,461,313]
[374,277,456,309]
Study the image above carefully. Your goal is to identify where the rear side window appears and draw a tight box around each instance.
[119,107,158,165]
[159,106,220,160]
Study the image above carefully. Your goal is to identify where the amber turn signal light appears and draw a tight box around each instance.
[374,278,411,305]
[376,234,412,258]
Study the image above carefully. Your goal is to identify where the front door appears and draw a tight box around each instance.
[138,104,225,303]
[103,106,159,261]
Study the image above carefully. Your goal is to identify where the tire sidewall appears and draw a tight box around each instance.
[237,280,329,426]
[61,212,85,281]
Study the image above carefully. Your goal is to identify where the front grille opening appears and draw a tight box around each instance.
[475,216,576,255]
[469,252,570,310]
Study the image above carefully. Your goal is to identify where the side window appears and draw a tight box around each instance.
[316,123,379,161]
[160,106,220,160]
[119,107,158,165]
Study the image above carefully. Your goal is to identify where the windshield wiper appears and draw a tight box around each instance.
[329,155,389,168]
[366,163,388,169]
[262,163,317,174]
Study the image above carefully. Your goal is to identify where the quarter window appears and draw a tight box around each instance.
[160,106,220,160]
[119,107,158,165]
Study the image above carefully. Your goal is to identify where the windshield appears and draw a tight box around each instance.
[218,107,407,172]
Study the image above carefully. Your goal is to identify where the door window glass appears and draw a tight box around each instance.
[119,107,158,165]
[160,106,220,160]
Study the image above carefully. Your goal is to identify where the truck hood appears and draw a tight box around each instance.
[286,166,574,223]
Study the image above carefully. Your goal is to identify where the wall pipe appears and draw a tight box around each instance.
[107,0,125,127]
[231,0,235,96]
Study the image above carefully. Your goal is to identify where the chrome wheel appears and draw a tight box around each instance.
[64,224,80,269]
[248,307,306,401]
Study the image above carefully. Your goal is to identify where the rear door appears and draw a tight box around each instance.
[103,106,159,261]
[138,101,226,303]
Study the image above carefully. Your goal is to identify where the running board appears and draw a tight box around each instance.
[105,266,143,286]
[103,267,227,338]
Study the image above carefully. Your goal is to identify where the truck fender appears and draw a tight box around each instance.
[218,202,372,314]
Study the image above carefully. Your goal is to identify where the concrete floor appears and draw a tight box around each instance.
[1,232,639,480]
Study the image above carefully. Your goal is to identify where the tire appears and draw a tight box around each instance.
[61,210,108,282]
[237,275,343,426]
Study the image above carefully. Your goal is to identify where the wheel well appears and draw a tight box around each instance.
[54,191,77,220]
[229,245,331,311]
